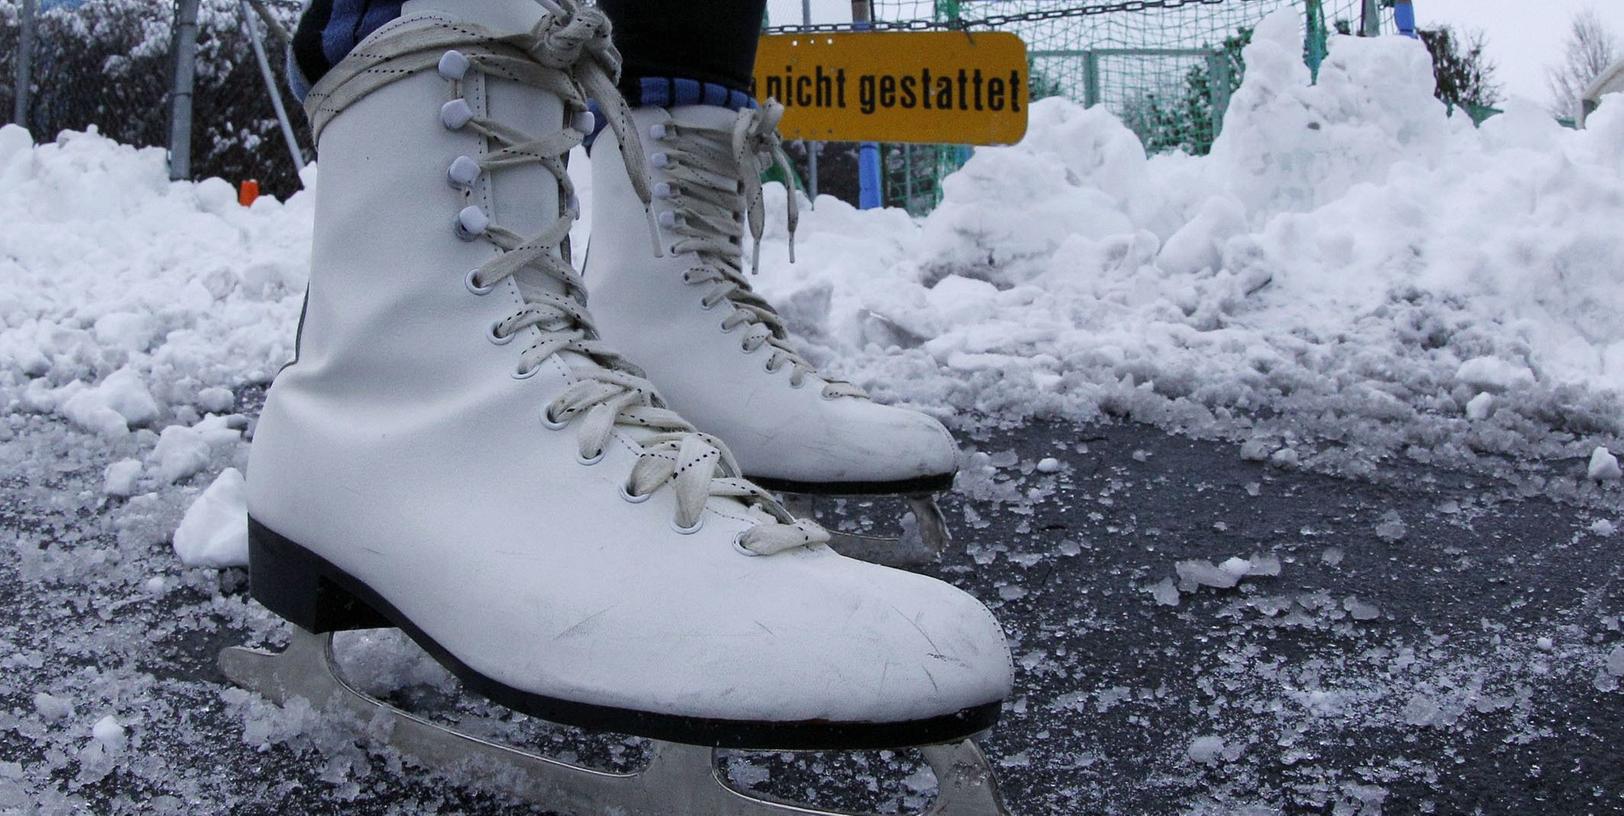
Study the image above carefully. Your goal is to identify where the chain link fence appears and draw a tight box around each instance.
[4,0,1405,209]
[2,0,310,198]
[829,0,1400,213]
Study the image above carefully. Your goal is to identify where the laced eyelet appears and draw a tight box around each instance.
[731,532,762,557]
[447,155,481,188]
[740,339,753,353]
[437,50,470,81]
[455,206,489,241]
[764,359,779,373]
[513,365,540,380]
[819,388,841,400]
[487,320,514,345]
[577,447,606,466]
[790,377,807,389]
[541,407,569,430]
[720,320,734,333]
[699,296,716,310]
[670,515,704,535]
[464,269,496,295]
[619,482,651,504]
[441,99,474,130]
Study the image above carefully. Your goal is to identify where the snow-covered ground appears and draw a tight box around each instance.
[741,14,1624,484]
[1,9,1621,814]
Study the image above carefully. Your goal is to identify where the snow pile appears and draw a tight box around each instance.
[0,124,309,439]
[747,11,1624,472]
[0,124,308,559]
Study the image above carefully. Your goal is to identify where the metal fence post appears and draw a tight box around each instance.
[11,0,36,127]
[801,0,818,204]
[169,0,201,180]
[1208,51,1230,139]
[852,0,881,210]
[1360,0,1381,37]
[238,0,305,179]
[1083,50,1100,108]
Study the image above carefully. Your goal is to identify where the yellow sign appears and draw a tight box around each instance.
[752,31,1029,145]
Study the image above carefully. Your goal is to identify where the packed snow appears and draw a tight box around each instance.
[1,8,1621,815]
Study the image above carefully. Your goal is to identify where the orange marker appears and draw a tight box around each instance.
[239,179,261,207]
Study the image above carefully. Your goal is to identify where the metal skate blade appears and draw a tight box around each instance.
[219,630,1010,815]
[780,494,952,568]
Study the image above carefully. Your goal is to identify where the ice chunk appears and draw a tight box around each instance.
[1219,556,1252,578]
[1464,392,1494,420]
[1343,595,1381,621]
[1187,735,1226,765]
[153,425,212,483]
[1246,553,1282,576]
[1239,438,1273,462]
[1036,457,1061,473]
[1177,559,1239,590]
[1147,577,1180,607]
[1608,645,1624,677]
[196,386,236,414]
[103,459,142,497]
[172,468,249,568]
[1374,510,1407,542]
[151,414,243,483]
[91,714,126,750]
[1455,356,1535,391]
[1403,694,1441,726]
[1588,447,1621,481]
[32,692,73,723]
[1591,519,1617,538]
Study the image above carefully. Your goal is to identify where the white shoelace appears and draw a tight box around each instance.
[649,101,867,397]
[305,0,826,555]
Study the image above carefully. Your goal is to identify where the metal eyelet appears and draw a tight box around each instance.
[619,482,651,504]
[541,407,569,430]
[577,447,606,466]
[731,533,762,557]
[670,515,705,535]
[487,321,514,345]
[465,269,496,295]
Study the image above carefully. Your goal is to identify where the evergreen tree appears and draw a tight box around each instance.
[1416,25,1502,117]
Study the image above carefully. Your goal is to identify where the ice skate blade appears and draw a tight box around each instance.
[219,630,1012,816]
[781,494,952,568]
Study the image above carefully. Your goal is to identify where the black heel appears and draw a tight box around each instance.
[248,517,391,633]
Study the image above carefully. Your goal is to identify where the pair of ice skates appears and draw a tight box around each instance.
[220,1,1013,813]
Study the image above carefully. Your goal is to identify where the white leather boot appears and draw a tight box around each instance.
[242,0,1009,753]
[586,103,963,562]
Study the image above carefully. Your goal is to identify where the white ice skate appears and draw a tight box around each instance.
[586,103,960,567]
[223,1,1013,814]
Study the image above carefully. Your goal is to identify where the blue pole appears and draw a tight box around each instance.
[1393,0,1418,39]
[853,0,882,209]
[858,143,882,209]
